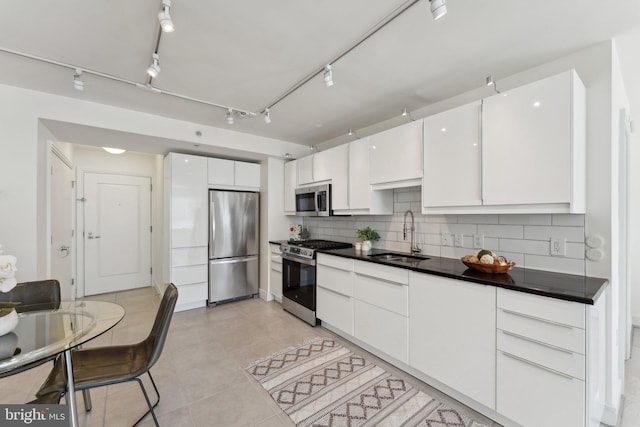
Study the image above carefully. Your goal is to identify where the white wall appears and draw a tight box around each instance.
[0,83,303,284]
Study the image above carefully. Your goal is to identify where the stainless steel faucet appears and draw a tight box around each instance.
[403,210,421,254]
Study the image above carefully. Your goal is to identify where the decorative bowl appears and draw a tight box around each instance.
[460,256,515,274]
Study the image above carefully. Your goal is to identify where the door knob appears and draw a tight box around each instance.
[87,232,101,240]
[59,246,70,257]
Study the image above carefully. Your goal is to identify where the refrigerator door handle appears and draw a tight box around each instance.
[210,255,259,265]
[209,200,216,259]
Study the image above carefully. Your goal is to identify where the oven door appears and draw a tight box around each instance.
[282,254,316,311]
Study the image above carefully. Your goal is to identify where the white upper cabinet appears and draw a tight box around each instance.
[234,161,260,189]
[207,158,260,190]
[342,138,393,215]
[423,101,482,208]
[297,156,314,185]
[283,160,297,215]
[369,120,423,189]
[169,153,208,249]
[482,70,585,212]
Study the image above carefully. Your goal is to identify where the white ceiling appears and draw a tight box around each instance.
[1,0,639,151]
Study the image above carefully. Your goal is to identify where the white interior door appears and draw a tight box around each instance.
[84,173,151,295]
[50,151,74,300]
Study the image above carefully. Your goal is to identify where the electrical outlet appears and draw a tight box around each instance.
[441,233,452,246]
[473,234,484,249]
[454,234,463,247]
[550,237,566,257]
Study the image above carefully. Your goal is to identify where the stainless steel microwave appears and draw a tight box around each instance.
[295,184,331,216]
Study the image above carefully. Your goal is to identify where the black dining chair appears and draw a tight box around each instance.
[0,280,62,379]
[0,279,61,313]
[37,283,178,426]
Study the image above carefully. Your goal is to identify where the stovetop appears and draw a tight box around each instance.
[281,240,352,259]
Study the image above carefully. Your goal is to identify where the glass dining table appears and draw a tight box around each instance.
[0,300,125,427]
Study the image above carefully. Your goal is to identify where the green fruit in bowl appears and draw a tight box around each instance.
[477,249,493,259]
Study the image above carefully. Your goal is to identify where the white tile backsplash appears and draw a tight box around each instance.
[302,188,586,275]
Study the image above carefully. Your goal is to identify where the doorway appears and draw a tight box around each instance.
[49,147,75,300]
[82,172,152,295]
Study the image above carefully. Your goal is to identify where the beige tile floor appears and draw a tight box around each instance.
[8,287,639,426]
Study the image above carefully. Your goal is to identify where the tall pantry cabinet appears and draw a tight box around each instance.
[164,153,209,311]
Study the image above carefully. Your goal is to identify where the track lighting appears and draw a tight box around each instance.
[486,75,501,94]
[226,108,234,125]
[147,53,160,78]
[401,108,408,117]
[348,129,354,136]
[158,0,175,33]
[429,0,447,20]
[263,108,271,124]
[324,64,333,87]
[73,69,84,91]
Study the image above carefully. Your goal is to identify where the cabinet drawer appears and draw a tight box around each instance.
[354,274,408,316]
[317,287,353,335]
[317,265,353,297]
[354,261,408,285]
[271,253,282,264]
[497,351,584,427]
[270,244,282,255]
[498,308,585,354]
[497,329,585,380]
[175,282,208,309]
[354,300,408,363]
[317,254,354,271]
[497,288,585,329]
[271,260,282,273]
[171,246,208,267]
[172,264,208,286]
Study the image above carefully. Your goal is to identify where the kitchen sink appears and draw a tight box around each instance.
[369,252,430,264]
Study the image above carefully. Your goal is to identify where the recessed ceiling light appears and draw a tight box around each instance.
[441,128,447,132]
[103,147,126,154]
[533,101,541,107]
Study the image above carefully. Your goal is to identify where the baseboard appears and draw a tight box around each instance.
[633,316,640,328]
[259,288,274,302]
[600,394,624,427]
[174,300,206,312]
[151,280,164,296]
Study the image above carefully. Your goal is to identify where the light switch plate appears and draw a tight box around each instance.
[454,234,463,247]
[441,233,452,246]
[473,234,484,249]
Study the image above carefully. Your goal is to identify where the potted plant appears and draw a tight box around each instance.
[356,227,380,252]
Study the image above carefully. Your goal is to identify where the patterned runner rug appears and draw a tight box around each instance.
[246,337,489,427]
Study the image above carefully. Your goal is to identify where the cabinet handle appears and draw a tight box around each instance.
[500,351,575,380]
[356,272,406,286]
[500,308,574,329]
[500,330,574,354]
[317,285,351,298]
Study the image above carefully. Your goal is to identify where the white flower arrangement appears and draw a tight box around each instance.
[0,245,17,294]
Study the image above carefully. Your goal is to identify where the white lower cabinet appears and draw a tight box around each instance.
[496,288,593,427]
[354,300,408,363]
[316,254,354,335]
[409,273,496,409]
[269,244,282,302]
[496,350,584,427]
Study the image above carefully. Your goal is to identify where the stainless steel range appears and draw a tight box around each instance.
[281,240,352,326]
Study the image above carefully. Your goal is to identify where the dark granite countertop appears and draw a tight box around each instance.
[318,247,608,305]
[268,240,289,245]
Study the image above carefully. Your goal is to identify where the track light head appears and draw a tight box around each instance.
[348,129,354,136]
[73,69,84,91]
[401,107,408,117]
[430,0,447,20]
[324,64,334,87]
[147,53,160,78]
[263,108,271,124]
[158,0,175,32]
[486,75,501,94]
[226,108,234,125]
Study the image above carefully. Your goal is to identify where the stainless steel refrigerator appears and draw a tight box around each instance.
[208,190,259,306]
